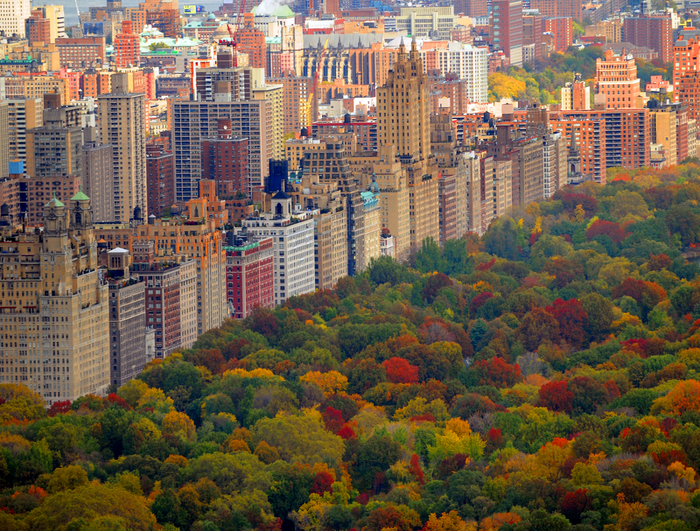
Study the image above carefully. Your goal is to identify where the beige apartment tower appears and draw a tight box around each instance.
[0,191,109,406]
[98,74,147,222]
[377,39,438,251]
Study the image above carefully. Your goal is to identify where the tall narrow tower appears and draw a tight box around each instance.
[377,39,431,168]
[376,39,439,249]
[98,74,147,222]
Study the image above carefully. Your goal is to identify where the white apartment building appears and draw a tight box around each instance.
[240,192,316,306]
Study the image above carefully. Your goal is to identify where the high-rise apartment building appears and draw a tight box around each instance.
[377,40,439,250]
[0,192,110,406]
[114,20,140,68]
[240,193,316,306]
[146,141,174,218]
[650,104,678,167]
[33,5,65,42]
[544,17,573,53]
[0,0,31,37]
[542,131,567,199]
[480,155,512,234]
[253,84,284,162]
[83,126,115,223]
[300,138,366,275]
[237,13,267,71]
[288,174,348,289]
[454,0,487,17]
[0,102,9,178]
[98,74,147,223]
[673,26,700,100]
[266,72,316,134]
[595,49,641,110]
[530,0,581,20]
[25,10,51,45]
[6,98,43,163]
[26,101,83,180]
[550,117,607,184]
[224,234,274,319]
[173,97,272,201]
[103,248,146,388]
[624,15,673,64]
[491,0,523,67]
[131,241,197,358]
[350,144,411,261]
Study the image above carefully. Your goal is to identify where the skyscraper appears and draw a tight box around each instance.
[595,49,641,110]
[491,0,523,67]
[26,101,83,180]
[114,20,140,68]
[0,0,31,37]
[98,73,147,222]
[377,39,439,250]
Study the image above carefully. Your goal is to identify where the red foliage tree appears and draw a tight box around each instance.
[560,488,591,524]
[408,453,425,485]
[537,380,573,413]
[605,380,621,401]
[470,292,494,315]
[338,424,357,440]
[586,219,628,244]
[311,471,335,495]
[382,357,420,384]
[648,253,672,271]
[476,258,496,271]
[47,400,72,417]
[612,277,667,314]
[105,393,131,410]
[546,298,588,347]
[322,406,344,434]
[473,357,523,388]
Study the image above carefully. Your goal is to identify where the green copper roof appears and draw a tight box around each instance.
[71,186,90,202]
[46,191,64,208]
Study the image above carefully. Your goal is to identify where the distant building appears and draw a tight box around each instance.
[225,234,274,319]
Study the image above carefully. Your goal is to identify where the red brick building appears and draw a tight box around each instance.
[454,0,487,16]
[491,0,524,67]
[544,17,573,53]
[225,235,274,319]
[677,72,700,123]
[237,13,267,70]
[201,119,250,197]
[114,20,140,68]
[146,141,175,217]
[595,49,641,109]
[623,15,673,63]
[530,0,581,21]
[25,11,51,46]
[55,37,107,68]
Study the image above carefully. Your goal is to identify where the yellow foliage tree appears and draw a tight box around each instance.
[488,73,527,101]
[424,511,478,531]
[479,512,522,531]
[445,418,471,438]
[161,411,197,443]
[299,370,348,396]
[164,454,188,467]
[652,379,700,416]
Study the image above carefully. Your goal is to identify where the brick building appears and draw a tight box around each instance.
[201,119,250,197]
[146,141,175,217]
[623,15,672,64]
[114,20,140,68]
[224,235,274,319]
[544,17,573,53]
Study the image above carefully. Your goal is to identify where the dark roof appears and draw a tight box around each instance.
[272,190,290,199]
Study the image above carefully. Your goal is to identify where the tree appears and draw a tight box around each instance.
[23,484,156,531]
[546,299,588,347]
[472,357,523,388]
[351,432,402,492]
[382,357,420,384]
[538,380,573,413]
[568,377,608,416]
[484,217,521,260]
[298,371,348,396]
[162,411,197,443]
[251,412,345,466]
[517,308,560,351]
[652,379,700,416]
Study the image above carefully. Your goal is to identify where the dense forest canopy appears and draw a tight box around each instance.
[4,162,700,530]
